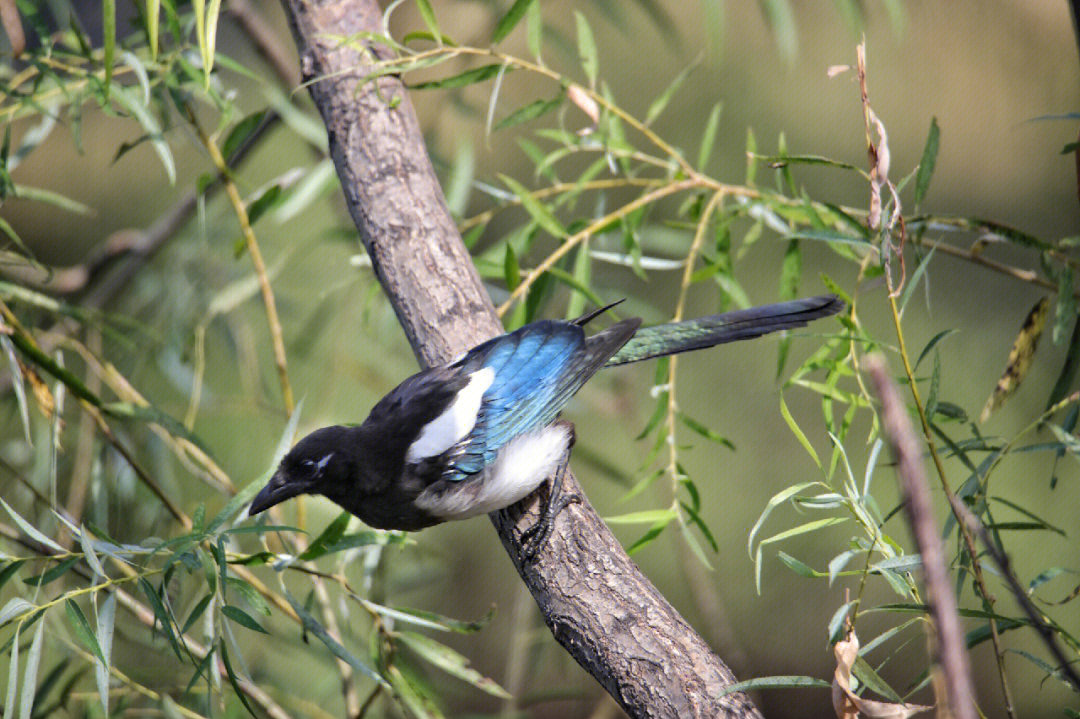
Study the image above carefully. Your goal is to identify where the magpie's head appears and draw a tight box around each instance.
[248,426,353,517]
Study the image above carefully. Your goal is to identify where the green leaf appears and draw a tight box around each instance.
[138,578,183,659]
[182,594,214,634]
[5,624,17,719]
[298,511,351,561]
[245,184,282,226]
[503,243,521,291]
[677,411,734,449]
[717,675,831,697]
[65,600,105,664]
[776,551,821,578]
[914,328,958,371]
[218,640,257,718]
[645,62,695,126]
[498,174,567,238]
[779,394,820,469]
[0,598,34,627]
[1054,265,1075,345]
[697,102,721,170]
[415,0,441,44]
[397,632,511,698]
[411,64,504,90]
[526,0,543,60]
[914,117,939,207]
[574,11,598,86]
[852,655,903,703]
[10,185,92,215]
[146,0,160,59]
[492,0,534,43]
[285,592,387,687]
[110,86,175,184]
[759,0,797,62]
[1,498,64,553]
[222,605,267,634]
[19,620,44,719]
[1047,308,1080,411]
[604,508,678,525]
[493,96,563,131]
[103,0,116,96]
[366,603,494,634]
[222,111,268,161]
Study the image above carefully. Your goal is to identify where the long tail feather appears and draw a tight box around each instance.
[605,295,843,367]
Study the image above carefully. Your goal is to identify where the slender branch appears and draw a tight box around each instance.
[865,355,977,719]
[184,106,295,415]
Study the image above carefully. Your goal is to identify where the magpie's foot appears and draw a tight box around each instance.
[520,492,581,563]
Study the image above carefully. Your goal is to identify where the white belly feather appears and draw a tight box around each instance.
[415,423,572,520]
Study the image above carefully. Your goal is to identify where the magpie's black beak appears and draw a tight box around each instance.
[248,469,305,517]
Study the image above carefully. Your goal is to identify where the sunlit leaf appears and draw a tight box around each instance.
[574,11,598,86]
[398,632,511,698]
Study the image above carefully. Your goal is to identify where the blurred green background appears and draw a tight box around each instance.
[3,2,1080,718]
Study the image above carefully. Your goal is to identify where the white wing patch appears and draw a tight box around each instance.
[405,367,495,463]
[415,423,572,519]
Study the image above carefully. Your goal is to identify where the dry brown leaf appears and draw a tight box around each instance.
[980,296,1050,423]
[832,632,932,719]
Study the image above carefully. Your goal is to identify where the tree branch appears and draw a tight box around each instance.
[278,1,760,717]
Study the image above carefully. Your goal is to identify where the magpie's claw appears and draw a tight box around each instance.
[521,491,581,562]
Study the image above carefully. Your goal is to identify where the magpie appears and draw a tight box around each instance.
[248,295,843,557]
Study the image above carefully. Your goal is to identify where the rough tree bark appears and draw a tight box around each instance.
[279,2,761,717]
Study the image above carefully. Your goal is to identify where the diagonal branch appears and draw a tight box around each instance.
[278,1,760,717]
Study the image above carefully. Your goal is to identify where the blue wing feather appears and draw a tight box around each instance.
[431,318,640,482]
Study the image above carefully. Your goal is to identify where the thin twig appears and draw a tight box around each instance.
[184,106,295,414]
[865,355,977,719]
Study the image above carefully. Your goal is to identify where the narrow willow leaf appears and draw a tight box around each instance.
[914,117,939,207]
[779,395,820,469]
[414,0,440,44]
[852,655,904,703]
[387,664,443,719]
[759,0,798,62]
[717,675,831,697]
[103,0,116,95]
[644,62,695,126]
[218,640,257,718]
[205,0,223,76]
[222,110,268,161]
[914,328,958,371]
[65,600,105,664]
[10,185,92,215]
[980,296,1050,423]
[525,0,543,59]
[138,578,183,659]
[222,605,267,634]
[603,508,678,525]
[697,102,721,170]
[298,511,350,560]
[5,624,18,719]
[573,11,598,86]
[503,243,521,291]
[285,593,387,686]
[564,241,593,320]
[0,598,34,627]
[78,526,105,578]
[183,594,214,635]
[493,96,563,131]
[411,64,503,90]
[1047,310,1080,411]
[18,620,44,719]
[95,592,115,714]
[0,498,64,553]
[492,0,534,43]
[678,411,735,449]
[110,86,175,184]
[398,632,511,698]
[146,0,160,59]
[0,561,26,593]
[747,481,819,557]
[1054,266,1075,345]
[827,601,854,643]
[626,518,671,555]
[0,336,30,445]
[498,173,566,237]
[776,551,821,578]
